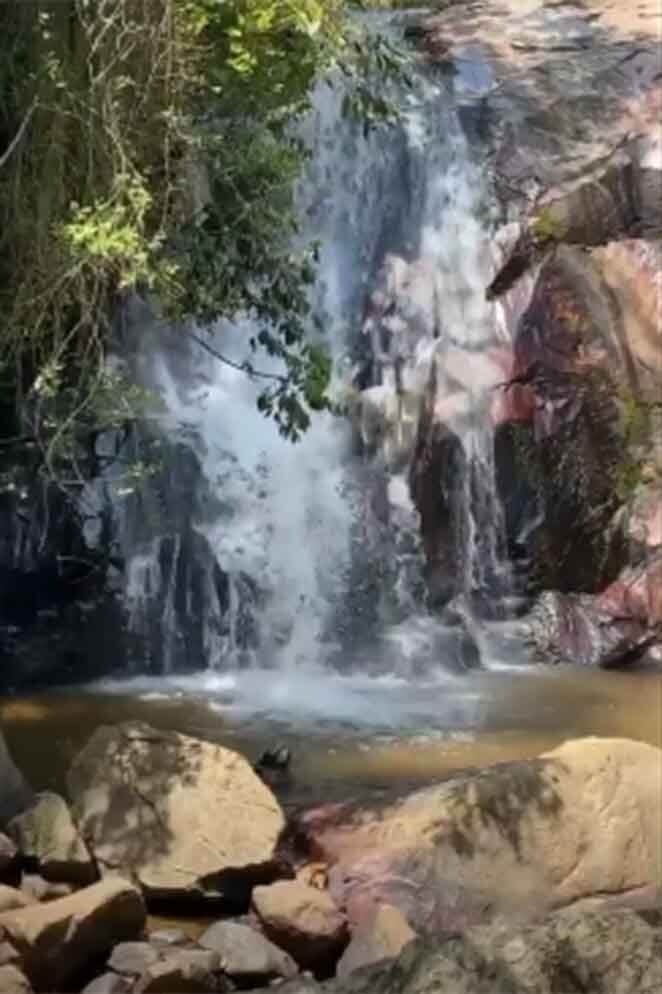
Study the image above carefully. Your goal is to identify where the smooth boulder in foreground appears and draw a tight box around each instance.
[301,737,662,932]
[67,722,285,903]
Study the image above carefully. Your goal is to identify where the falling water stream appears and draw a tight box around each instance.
[4,15,660,798]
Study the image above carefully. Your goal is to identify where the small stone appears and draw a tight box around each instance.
[199,920,298,985]
[148,928,188,947]
[0,964,32,993]
[0,733,34,828]
[20,874,73,902]
[0,836,19,885]
[0,877,145,991]
[0,938,20,967]
[108,942,159,976]
[252,880,348,973]
[133,949,223,993]
[336,903,416,979]
[82,973,134,994]
[0,887,36,914]
[8,792,95,886]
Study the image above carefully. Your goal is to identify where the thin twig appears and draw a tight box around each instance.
[0,98,38,170]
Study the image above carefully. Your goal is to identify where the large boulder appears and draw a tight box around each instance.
[298,738,662,934]
[252,880,349,975]
[337,906,662,994]
[8,792,96,885]
[198,920,298,988]
[67,723,285,904]
[0,877,145,991]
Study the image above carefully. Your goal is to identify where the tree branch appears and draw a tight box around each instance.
[0,98,38,170]
[186,330,286,384]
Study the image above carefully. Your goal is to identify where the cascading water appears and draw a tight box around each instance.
[110,19,522,706]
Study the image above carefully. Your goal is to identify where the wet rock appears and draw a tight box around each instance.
[82,974,134,994]
[8,792,95,885]
[252,880,349,975]
[528,556,662,666]
[0,887,35,914]
[0,877,145,991]
[199,919,298,987]
[67,722,285,904]
[493,241,662,594]
[336,904,416,980]
[298,738,662,935]
[0,964,32,994]
[0,734,33,829]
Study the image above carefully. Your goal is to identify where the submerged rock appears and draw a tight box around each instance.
[67,722,285,905]
[297,738,662,935]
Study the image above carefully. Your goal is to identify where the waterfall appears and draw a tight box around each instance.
[113,28,517,684]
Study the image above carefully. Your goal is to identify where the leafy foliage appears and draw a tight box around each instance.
[0,0,411,494]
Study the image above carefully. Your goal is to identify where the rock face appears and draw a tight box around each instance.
[8,792,95,885]
[392,0,662,632]
[252,880,349,974]
[336,904,416,980]
[199,920,298,988]
[299,738,662,935]
[67,723,285,903]
[0,877,145,991]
